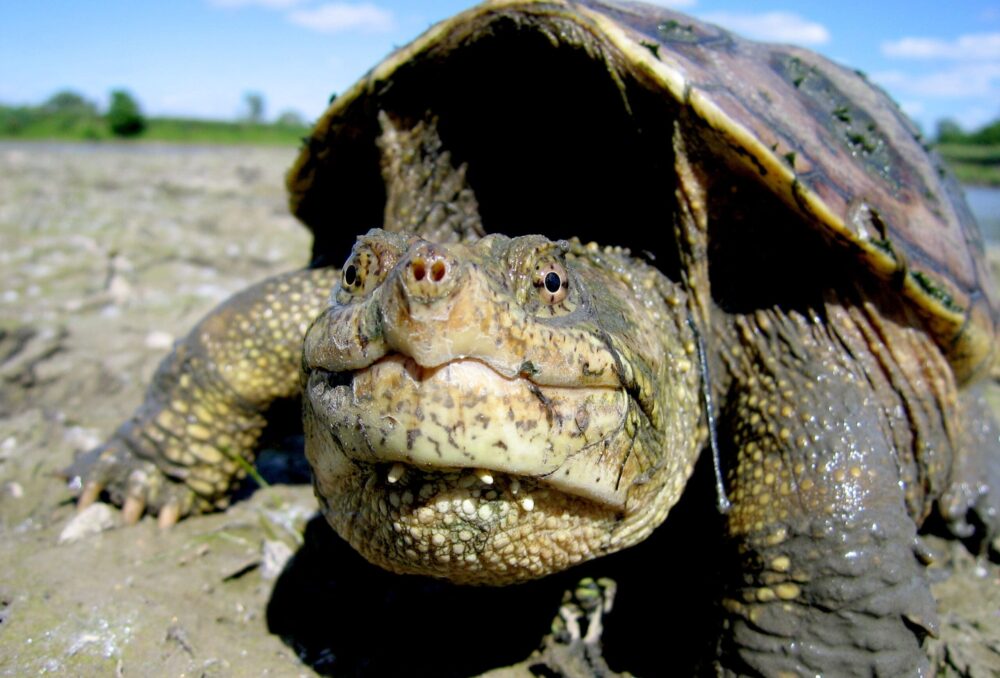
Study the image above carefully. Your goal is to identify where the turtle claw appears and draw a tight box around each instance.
[122,494,146,525]
[66,435,200,527]
[76,480,103,511]
[158,501,181,529]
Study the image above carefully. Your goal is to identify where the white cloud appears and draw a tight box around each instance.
[643,0,698,7]
[701,11,830,46]
[208,0,306,8]
[873,62,1000,98]
[882,33,1000,61]
[288,2,393,33]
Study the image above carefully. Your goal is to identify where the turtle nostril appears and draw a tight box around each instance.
[431,260,447,282]
[412,258,427,281]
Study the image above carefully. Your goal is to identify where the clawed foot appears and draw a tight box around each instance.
[64,437,199,528]
[939,462,1000,555]
[526,577,618,677]
[940,391,1000,555]
[553,577,618,646]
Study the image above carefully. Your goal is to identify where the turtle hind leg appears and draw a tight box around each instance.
[713,306,950,676]
[69,266,338,523]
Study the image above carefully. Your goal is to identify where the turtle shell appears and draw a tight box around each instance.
[288,0,997,382]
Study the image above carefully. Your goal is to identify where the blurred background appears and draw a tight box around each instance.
[2,0,998,233]
[0,3,995,138]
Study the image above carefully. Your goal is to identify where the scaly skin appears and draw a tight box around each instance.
[303,230,703,583]
[712,297,944,676]
[708,287,1000,676]
[67,267,338,521]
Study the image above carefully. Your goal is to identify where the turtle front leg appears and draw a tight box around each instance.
[68,266,338,524]
[713,305,953,676]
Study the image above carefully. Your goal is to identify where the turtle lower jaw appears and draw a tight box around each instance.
[304,355,633,508]
[308,454,623,584]
[303,357,637,583]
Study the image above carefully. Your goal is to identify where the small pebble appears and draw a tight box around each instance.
[64,426,100,452]
[59,503,116,543]
[107,275,132,305]
[0,437,16,460]
[260,540,294,580]
[145,331,174,350]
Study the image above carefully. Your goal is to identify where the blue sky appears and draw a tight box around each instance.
[1,0,998,135]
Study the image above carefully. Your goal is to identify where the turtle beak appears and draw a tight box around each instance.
[379,240,477,369]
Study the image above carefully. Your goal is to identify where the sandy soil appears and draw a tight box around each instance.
[0,143,998,676]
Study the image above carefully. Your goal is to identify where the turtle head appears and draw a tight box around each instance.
[303,229,703,584]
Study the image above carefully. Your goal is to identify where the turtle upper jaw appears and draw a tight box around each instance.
[304,235,625,389]
[305,353,632,509]
[303,235,641,508]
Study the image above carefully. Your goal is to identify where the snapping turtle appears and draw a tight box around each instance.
[71,0,999,674]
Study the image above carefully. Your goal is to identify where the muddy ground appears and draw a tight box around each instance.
[0,143,998,677]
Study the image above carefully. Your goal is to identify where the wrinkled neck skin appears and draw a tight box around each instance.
[303,230,704,583]
[377,112,486,246]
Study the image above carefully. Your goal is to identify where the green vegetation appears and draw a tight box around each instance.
[1,90,104,140]
[937,118,1000,146]
[142,117,310,144]
[934,117,1000,186]
[936,144,1000,186]
[0,89,309,146]
[107,89,146,137]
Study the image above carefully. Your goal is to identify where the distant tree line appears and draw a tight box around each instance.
[933,116,1000,186]
[0,89,308,141]
[0,89,146,138]
[936,117,1000,146]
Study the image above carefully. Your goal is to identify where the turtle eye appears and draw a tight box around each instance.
[533,262,569,305]
[343,263,359,287]
[338,251,371,296]
[335,233,407,304]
